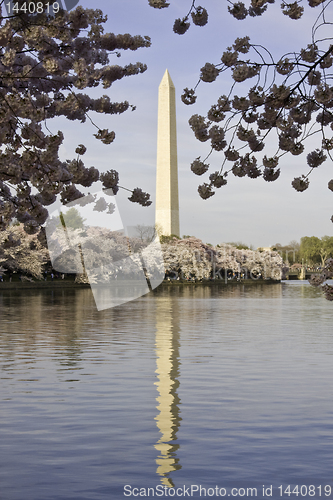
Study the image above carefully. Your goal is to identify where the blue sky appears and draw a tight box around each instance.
[56,0,333,248]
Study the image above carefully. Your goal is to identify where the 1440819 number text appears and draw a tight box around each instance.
[6,2,60,14]
[278,485,332,496]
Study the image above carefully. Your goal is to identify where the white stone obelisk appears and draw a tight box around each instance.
[155,69,180,237]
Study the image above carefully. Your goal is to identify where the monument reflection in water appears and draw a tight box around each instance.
[154,297,182,487]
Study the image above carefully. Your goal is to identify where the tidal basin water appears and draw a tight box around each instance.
[1,282,333,499]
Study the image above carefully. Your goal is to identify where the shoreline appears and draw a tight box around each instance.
[0,279,281,291]
[0,280,91,290]
[157,279,281,287]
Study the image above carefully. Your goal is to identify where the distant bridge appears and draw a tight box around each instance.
[285,267,317,280]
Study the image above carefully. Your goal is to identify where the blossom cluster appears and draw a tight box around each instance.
[46,220,164,289]
[0,4,152,233]
[161,237,283,280]
[0,221,288,294]
[156,0,327,24]
[309,258,333,300]
[0,223,49,278]
[180,3,333,214]
[155,1,332,222]
[172,5,208,35]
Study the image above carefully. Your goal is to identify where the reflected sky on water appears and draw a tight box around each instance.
[1,283,333,499]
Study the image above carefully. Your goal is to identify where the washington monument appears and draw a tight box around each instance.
[155,69,180,237]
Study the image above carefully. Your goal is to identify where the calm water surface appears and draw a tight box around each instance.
[1,282,333,499]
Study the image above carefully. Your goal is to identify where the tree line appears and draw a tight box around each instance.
[0,215,284,282]
[1,208,332,280]
[272,236,333,267]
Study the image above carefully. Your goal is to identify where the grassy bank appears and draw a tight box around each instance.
[0,278,280,290]
[0,280,90,290]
